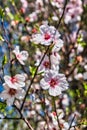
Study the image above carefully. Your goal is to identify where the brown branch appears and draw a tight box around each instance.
[53,97,62,130]
[14,105,34,130]
[20,46,50,111]
[66,61,79,77]
[56,0,68,29]
[68,114,76,130]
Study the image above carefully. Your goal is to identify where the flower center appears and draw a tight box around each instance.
[53,111,57,116]
[8,88,17,96]
[60,123,64,128]
[16,54,21,59]
[49,78,57,88]
[43,61,50,68]
[10,77,17,84]
[44,33,51,40]
[71,14,75,18]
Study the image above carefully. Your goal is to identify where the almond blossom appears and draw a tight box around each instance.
[35,53,60,73]
[51,0,64,9]
[13,46,28,65]
[35,55,50,72]
[50,110,70,130]
[0,83,25,106]
[52,38,63,52]
[4,74,26,89]
[31,24,61,46]
[64,0,83,24]
[40,70,68,96]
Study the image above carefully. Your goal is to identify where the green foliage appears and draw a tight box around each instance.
[77,35,87,47]
[0,35,4,41]
[2,54,8,66]
[0,102,6,113]
[0,7,5,19]
[29,66,36,77]
[83,82,87,90]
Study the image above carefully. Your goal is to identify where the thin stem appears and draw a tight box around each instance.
[68,114,76,130]
[0,101,34,130]
[53,97,62,130]
[66,61,79,77]
[56,0,68,29]
[0,117,21,120]
[14,105,34,130]
[43,94,50,130]
[20,46,50,111]
[22,117,34,130]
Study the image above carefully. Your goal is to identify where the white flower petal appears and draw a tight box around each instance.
[16,89,25,99]
[15,74,26,82]
[40,78,49,90]
[49,87,61,96]
[6,97,14,106]
[20,51,29,60]
[13,46,20,54]
[0,91,10,99]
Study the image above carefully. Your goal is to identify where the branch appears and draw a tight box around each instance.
[14,105,34,130]
[68,114,76,130]
[56,0,68,29]
[20,46,50,111]
[53,97,62,130]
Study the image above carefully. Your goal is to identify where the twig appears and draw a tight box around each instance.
[56,0,68,29]
[0,101,34,130]
[20,46,50,111]
[14,105,34,130]
[66,61,79,77]
[68,114,76,130]
[53,97,62,130]
[0,117,21,120]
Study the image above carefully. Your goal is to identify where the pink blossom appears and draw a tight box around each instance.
[31,24,61,46]
[13,46,28,65]
[64,0,83,24]
[4,74,26,89]
[0,83,25,106]
[40,70,68,96]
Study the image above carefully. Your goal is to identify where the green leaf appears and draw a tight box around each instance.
[7,12,14,20]
[0,35,4,41]
[77,35,87,47]
[0,7,5,18]
[29,66,36,77]
[0,102,6,111]
[83,82,87,90]
[81,118,87,125]
[2,55,8,66]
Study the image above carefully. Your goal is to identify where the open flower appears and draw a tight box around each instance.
[51,110,69,130]
[13,46,28,65]
[35,55,50,72]
[0,83,25,106]
[40,70,68,96]
[31,24,61,46]
[4,74,26,89]
[64,0,83,24]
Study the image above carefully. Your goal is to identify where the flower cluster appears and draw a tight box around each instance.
[64,0,83,24]
[31,24,68,96]
[0,46,28,106]
[0,74,26,106]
